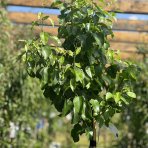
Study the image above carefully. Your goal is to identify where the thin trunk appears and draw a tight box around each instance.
[89,119,96,148]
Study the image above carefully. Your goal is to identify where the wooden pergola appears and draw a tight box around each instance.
[7,0,148,59]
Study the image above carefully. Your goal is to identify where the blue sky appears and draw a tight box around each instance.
[7,5,148,21]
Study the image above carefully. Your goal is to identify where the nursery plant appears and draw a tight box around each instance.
[24,0,138,147]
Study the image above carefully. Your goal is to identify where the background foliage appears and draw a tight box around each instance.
[0,4,56,147]
[114,46,148,148]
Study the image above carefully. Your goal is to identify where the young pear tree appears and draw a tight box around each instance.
[24,0,138,147]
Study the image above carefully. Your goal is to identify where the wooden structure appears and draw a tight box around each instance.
[7,0,148,59]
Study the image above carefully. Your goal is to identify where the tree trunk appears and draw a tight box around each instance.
[89,119,96,148]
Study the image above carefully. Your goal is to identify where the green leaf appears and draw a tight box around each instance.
[40,32,49,45]
[43,86,55,99]
[81,102,86,120]
[72,111,80,124]
[43,67,49,83]
[70,79,76,92]
[31,21,39,28]
[73,96,83,114]
[85,23,90,31]
[86,82,91,89]
[92,32,104,47]
[51,0,63,7]
[90,99,100,115]
[103,111,110,121]
[59,56,65,65]
[62,100,73,116]
[53,72,59,85]
[74,67,85,83]
[27,68,36,78]
[127,92,136,98]
[121,97,129,105]
[49,36,61,45]
[85,128,93,140]
[96,116,104,128]
[72,96,83,124]
[49,18,55,27]
[75,63,81,68]
[53,96,65,112]
[106,64,119,78]
[71,124,84,142]
[75,47,81,55]
[87,9,93,15]
[42,46,51,59]
[100,101,105,106]
[114,92,121,103]
[38,12,43,20]
[85,67,92,78]
[67,50,74,57]
[42,15,49,21]
[106,92,113,100]
[108,108,115,117]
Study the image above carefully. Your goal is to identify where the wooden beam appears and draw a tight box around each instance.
[8,12,59,26]
[105,0,148,14]
[112,31,148,43]
[9,0,148,14]
[33,26,148,43]
[113,19,148,32]
[8,0,54,7]
[118,52,143,60]
[34,26,58,35]
[110,42,138,52]
[8,12,148,32]
[16,24,145,60]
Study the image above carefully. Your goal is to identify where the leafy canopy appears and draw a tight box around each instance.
[24,0,138,142]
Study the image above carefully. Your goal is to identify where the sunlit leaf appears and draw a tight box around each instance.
[127,92,136,98]
[85,67,92,78]
[40,32,49,45]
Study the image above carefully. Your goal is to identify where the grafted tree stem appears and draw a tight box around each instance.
[89,119,96,148]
